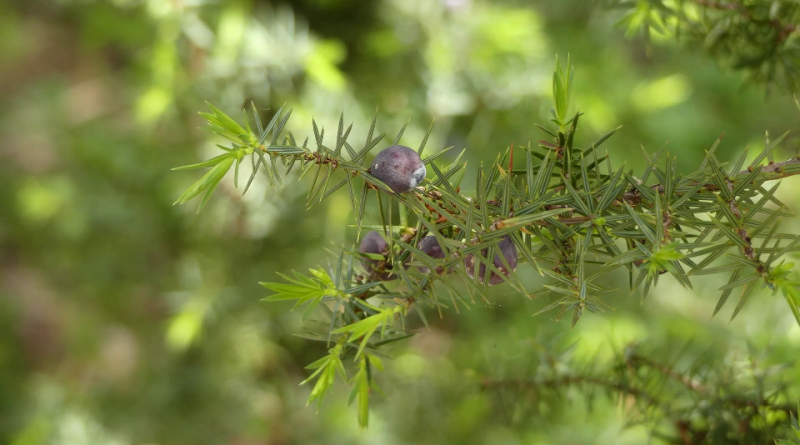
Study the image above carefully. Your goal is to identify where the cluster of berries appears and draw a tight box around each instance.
[361,145,518,285]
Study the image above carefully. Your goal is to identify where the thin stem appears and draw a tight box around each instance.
[621,156,800,206]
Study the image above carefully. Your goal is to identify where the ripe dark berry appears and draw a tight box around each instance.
[369,145,426,193]
[359,231,409,281]
[464,235,518,285]
[417,235,447,274]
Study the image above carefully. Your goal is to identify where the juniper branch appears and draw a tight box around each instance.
[173,60,800,429]
[622,156,800,206]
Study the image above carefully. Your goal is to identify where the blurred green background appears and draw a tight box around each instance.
[2,0,800,444]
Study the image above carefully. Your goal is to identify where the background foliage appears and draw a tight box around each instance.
[2,0,800,444]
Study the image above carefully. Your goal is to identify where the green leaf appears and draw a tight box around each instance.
[302,344,346,408]
[584,126,622,157]
[625,205,657,245]
[260,268,342,319]
[749,130,789,169]
[418,119,435,155]
[204,102,247,136]
[172,153,233,171]
[392,119,409,146]
[348,354,381,428]
[266,145,308,155]
[174,155,235,211]
[730,279,758,321]
[332,307,397,358]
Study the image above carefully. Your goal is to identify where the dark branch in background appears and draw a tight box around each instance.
[686,0,739,10]
[686,0,798,42]
[479,348,798,445]
[610,0,800,92]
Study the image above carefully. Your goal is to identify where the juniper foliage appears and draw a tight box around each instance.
[173,59,800,432]
[479,342,800,445]
[609,0,800,92]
